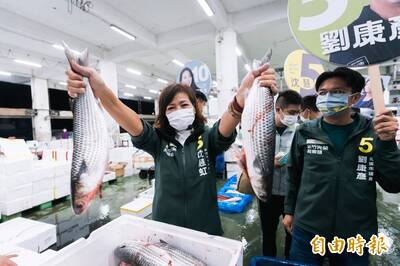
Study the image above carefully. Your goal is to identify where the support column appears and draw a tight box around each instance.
[215,28,239,117]
[98,60,120,143]
[154,99,159,116]
[31,77,51,141]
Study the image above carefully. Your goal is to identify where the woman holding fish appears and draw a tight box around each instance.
[65,61,277,235]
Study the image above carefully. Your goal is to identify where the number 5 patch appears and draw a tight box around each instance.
[359,137,374,154]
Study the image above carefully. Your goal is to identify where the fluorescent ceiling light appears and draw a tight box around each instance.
[144,96,152,100]
[172,59,184,67]
[110,25,136,41]
[244,64,251,72]
[149,89,159,94]
[157,78,168,84]
[127,68,142,76]
[59,81,67,86]
[14,59,42,68]
[52,44,64,50]
[235,47,242,57]
[125,84,137,89]
[197,0,214,16]
[124,92,134,97]
[0,70,12,76]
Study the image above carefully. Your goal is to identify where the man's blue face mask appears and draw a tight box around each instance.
[316,92,357,117]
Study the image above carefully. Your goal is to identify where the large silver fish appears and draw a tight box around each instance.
[114,240,206,266]
[241,49,275,202]
[63,42,109,215]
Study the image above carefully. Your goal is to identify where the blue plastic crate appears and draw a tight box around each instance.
[217,175,253,213]
[250,256,313,266]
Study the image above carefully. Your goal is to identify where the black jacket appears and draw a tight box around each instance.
[285,114,400,239]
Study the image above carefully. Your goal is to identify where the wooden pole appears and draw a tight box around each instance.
[368,65,385,114]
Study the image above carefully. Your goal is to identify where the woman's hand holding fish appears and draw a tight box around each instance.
[0,255,17,266]
[236,65,278,109]
[66,61,106,99]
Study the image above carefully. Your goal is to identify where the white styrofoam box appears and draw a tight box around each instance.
[32,190,53,207]
[103,172,116,183]
[0,158,33,176]
[54,185,70,200]
[109,147,134,168]
[123,167,134,177]
[131,168,140,175]
[31,160,56,181]
[0,196,32,216]
[138,187,154,200]
[0,218,56,253]
[54,162,71,177]
[41,215,243,266]
[0,171,33,189]
[0,138,33,160]
[0,244,49,266]
[40,249,58,261]
[56,149,72,162]
[0,183,32,202]
[54,174,70,188]
[33,177,53,193]
[120,198,153,218]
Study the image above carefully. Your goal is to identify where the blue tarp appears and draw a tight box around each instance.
[217,175,253,213]
[250,256,313,266]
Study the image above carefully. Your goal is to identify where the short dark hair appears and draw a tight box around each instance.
[301,95,319,112]
[276,90,302,109]
[195,90,208,103]
[315,67,365,94]
[154,84,206,136]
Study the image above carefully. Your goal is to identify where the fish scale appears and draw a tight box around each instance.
[63,42,109,215]
[115,241,206,266]
[241,49,275,202]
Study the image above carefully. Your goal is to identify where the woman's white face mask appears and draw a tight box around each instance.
[166,108,195,131]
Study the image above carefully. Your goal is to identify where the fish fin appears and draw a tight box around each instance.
[79,48,89,67]
[159,239,168,245]
[62,41,77,68]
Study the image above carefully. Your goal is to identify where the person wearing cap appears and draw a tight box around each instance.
[299,95,322,123]
[195,90,208,113]
[283,67,400,265]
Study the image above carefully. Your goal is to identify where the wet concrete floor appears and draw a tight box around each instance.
[23,175,399,265]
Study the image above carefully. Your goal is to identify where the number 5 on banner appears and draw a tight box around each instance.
[299,0,348,31]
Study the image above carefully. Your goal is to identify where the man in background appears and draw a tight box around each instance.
[238,90,302,258]
[300,95,321,122]
[195,90,208,113]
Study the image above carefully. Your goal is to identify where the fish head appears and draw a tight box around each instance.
[114,242,141,264]
[71,161,102,214]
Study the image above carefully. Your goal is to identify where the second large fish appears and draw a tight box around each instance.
[241,50,275,202]
[115,240,206,266]
[63,42,109,215]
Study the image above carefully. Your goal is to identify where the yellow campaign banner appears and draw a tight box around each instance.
[284,50,324,96]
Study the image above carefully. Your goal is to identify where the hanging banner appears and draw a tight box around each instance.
[288,0,400,66]
[284,50,324,96]
[353,75,391,109]
[177,60,212,96]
